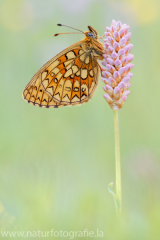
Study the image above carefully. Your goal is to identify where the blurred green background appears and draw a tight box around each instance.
[1,0,160,239]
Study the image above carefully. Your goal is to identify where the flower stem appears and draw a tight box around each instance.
[113,110,122,214]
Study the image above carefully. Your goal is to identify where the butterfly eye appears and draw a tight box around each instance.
[87,32,95,39]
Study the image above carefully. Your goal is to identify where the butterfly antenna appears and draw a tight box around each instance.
[54,32,83,37]
[57,24,84,34]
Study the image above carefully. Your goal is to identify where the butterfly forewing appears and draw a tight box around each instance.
[22,28,103,108]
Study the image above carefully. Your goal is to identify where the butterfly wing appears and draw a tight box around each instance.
[22,41,82,108]
[23,41,100,108]
[23,74,61,108]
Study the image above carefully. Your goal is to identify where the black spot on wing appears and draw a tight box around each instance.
[74,87,79,92]
[65,54,68,60]
[65,87,71,91]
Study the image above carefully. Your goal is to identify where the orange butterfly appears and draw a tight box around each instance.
[22,24,104,108]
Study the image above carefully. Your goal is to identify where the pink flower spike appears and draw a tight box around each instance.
[109,77,117,88]
[127,54,134,62]
[118,67,126,75]
[114,59,122,69]
[119,37,126,46]
[106,64,116,73]
[106,27,111,32]
[112,19,117,27]
[102,78,110,85]
[108,46,114,54]
[107,58,114,65]
[125,63,134,72]
[123,26,130,33]
[124,32,131,41]
[117,21,122,30]
[123,90,130,96]
[111,25,116,32]
[122,77,130,83]
[102,61,107,67]
[104,44,110,50]
[113,42,120,51]
[113,71,120,81]
[124,26,130,33]
[102,71,112,78]
[106,77,111,84]
[119,26,130,37]
[125,82,131,89]
[121,56,128,65]
[103,85,107,91]
[107,36,114,45]
[123,96,127,101]
[124,44,133,53]
[102,77,108,83]
[112,105,120,111]
[111,52,119,59]
[104,94,113,104]
[104,42,110,47]
[122,23,127,28]
[119,28,126,37]
[103,85,113,97]
[121,55,133,66]
[118,82,125,89]
[113,31,120,41]
[105,32,111,37]
[103,54,108,59]
[117,96,127,107]
[114,87,122,100]
[102,20,134,110]
[118,49,125,56]
[126,72,133,78]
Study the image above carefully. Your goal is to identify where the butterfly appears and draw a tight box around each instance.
[22,24,104,108]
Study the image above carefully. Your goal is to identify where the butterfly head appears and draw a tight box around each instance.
[84,26,104,55]
[85,26,98,40]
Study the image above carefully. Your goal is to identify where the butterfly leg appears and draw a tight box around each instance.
[98,34,105,39]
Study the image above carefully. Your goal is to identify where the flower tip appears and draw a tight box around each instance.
[103,85,106,91]
[101,77,108,84]
[123,90,130,96]
[106,27,111,32]
[111,19,117,27]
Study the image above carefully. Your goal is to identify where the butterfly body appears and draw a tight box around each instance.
[23,26,104,108]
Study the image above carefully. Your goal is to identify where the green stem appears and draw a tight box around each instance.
[113,110,122,214]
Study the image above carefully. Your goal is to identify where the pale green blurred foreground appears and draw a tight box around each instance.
[0,0,160,239]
